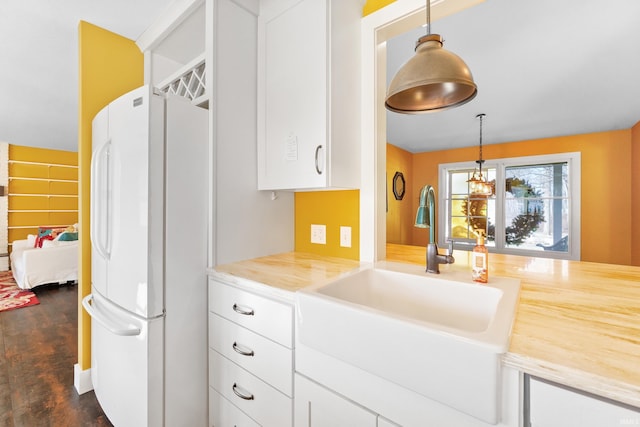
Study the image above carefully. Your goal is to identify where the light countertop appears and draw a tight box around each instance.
[212,244,640,408]
[212,252,361,301]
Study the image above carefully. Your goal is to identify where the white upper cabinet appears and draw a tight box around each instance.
[257,0,362,190]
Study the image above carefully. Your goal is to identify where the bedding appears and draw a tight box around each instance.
[10,232,78,290]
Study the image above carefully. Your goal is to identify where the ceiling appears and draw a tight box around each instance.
[386,0,640,153]
[0,0,174,152]
[1,0,639,154]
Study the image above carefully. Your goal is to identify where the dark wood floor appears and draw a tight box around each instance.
[0,283,113,427]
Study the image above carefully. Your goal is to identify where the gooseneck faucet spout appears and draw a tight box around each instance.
[415,185,455,274]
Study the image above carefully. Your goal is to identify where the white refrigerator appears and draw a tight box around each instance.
[82,85,208,426]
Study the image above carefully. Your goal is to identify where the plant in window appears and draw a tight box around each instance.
[503,177,545,245]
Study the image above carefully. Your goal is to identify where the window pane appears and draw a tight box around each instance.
[451,198,467,216]
[446,168,495,247]
[451,217,470,239]
[504,198,546,249]
[485,198,496,245]
[467,196,495,246]
[506,163,568,198]
[451,171,471,194]
[533,199,570,252]
[504,162,569,252]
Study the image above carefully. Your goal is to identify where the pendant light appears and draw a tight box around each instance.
[468,113,493,196]
[385,0,477,114]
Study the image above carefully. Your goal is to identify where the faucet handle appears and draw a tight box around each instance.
[446,239,454,255]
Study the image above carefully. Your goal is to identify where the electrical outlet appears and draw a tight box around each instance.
[311,224,326,244]
[340,226,352,248]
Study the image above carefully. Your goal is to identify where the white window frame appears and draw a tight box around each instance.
[438,152,581,261]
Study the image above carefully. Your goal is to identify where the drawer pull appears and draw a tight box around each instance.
[232,303,254,316]
[232,342,255,357]
[232,383,255,401]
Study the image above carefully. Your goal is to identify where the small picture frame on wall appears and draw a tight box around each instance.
[392,171,405,200]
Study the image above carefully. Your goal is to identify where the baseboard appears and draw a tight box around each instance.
[74,363,93,395]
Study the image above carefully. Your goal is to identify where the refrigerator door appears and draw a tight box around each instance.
[90,106,110,298]
[92,85,165,318]
[83,289,163,427]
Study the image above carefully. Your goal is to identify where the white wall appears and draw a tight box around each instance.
[208,0,294,266]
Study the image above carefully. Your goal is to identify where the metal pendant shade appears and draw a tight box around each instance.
[385,0,477,114]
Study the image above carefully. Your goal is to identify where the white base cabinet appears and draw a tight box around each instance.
[209,388,261,427]
[295,342,523,427]
[377,417,401,427]
[528,377,640,427]
[207,276,640,427]
[208,278,294,427]
[295,374,400,427]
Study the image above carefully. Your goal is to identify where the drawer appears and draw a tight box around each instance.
[209,313,293,396]
[210,387,260,427]
[209,349,292,427]
[209,278,293,347]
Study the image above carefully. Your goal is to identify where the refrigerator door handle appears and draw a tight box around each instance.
[90,139,112,260]
[82,294,141,337]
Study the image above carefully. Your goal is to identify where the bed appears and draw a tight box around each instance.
[10,232,78,290]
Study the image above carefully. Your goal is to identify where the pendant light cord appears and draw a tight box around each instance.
[477,113,485,174]
[426,0,431,36]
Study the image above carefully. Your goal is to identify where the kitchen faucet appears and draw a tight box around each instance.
[415,185,455,274]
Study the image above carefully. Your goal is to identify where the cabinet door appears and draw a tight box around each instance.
[259,0,328,190]
[529,377,640,427]
[294,374,377,427]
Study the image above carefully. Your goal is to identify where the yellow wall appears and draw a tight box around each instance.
[632,120,640,266]
[363,0,396,16]
[406,130,634,265]
[295,190,360,260]
[77,21,143,371]
[8,145,78,245]
[386,143,414,245]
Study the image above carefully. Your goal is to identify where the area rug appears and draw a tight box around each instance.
[0,271,40,312]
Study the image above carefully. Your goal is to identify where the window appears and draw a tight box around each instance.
[438,153,580,260]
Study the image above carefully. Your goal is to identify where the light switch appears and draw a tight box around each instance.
[311,224,326,244]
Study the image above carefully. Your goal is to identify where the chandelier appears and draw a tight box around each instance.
[468,113,493,196]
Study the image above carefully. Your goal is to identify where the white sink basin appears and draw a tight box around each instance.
[316,267,506,336]
[296,261,521,424]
